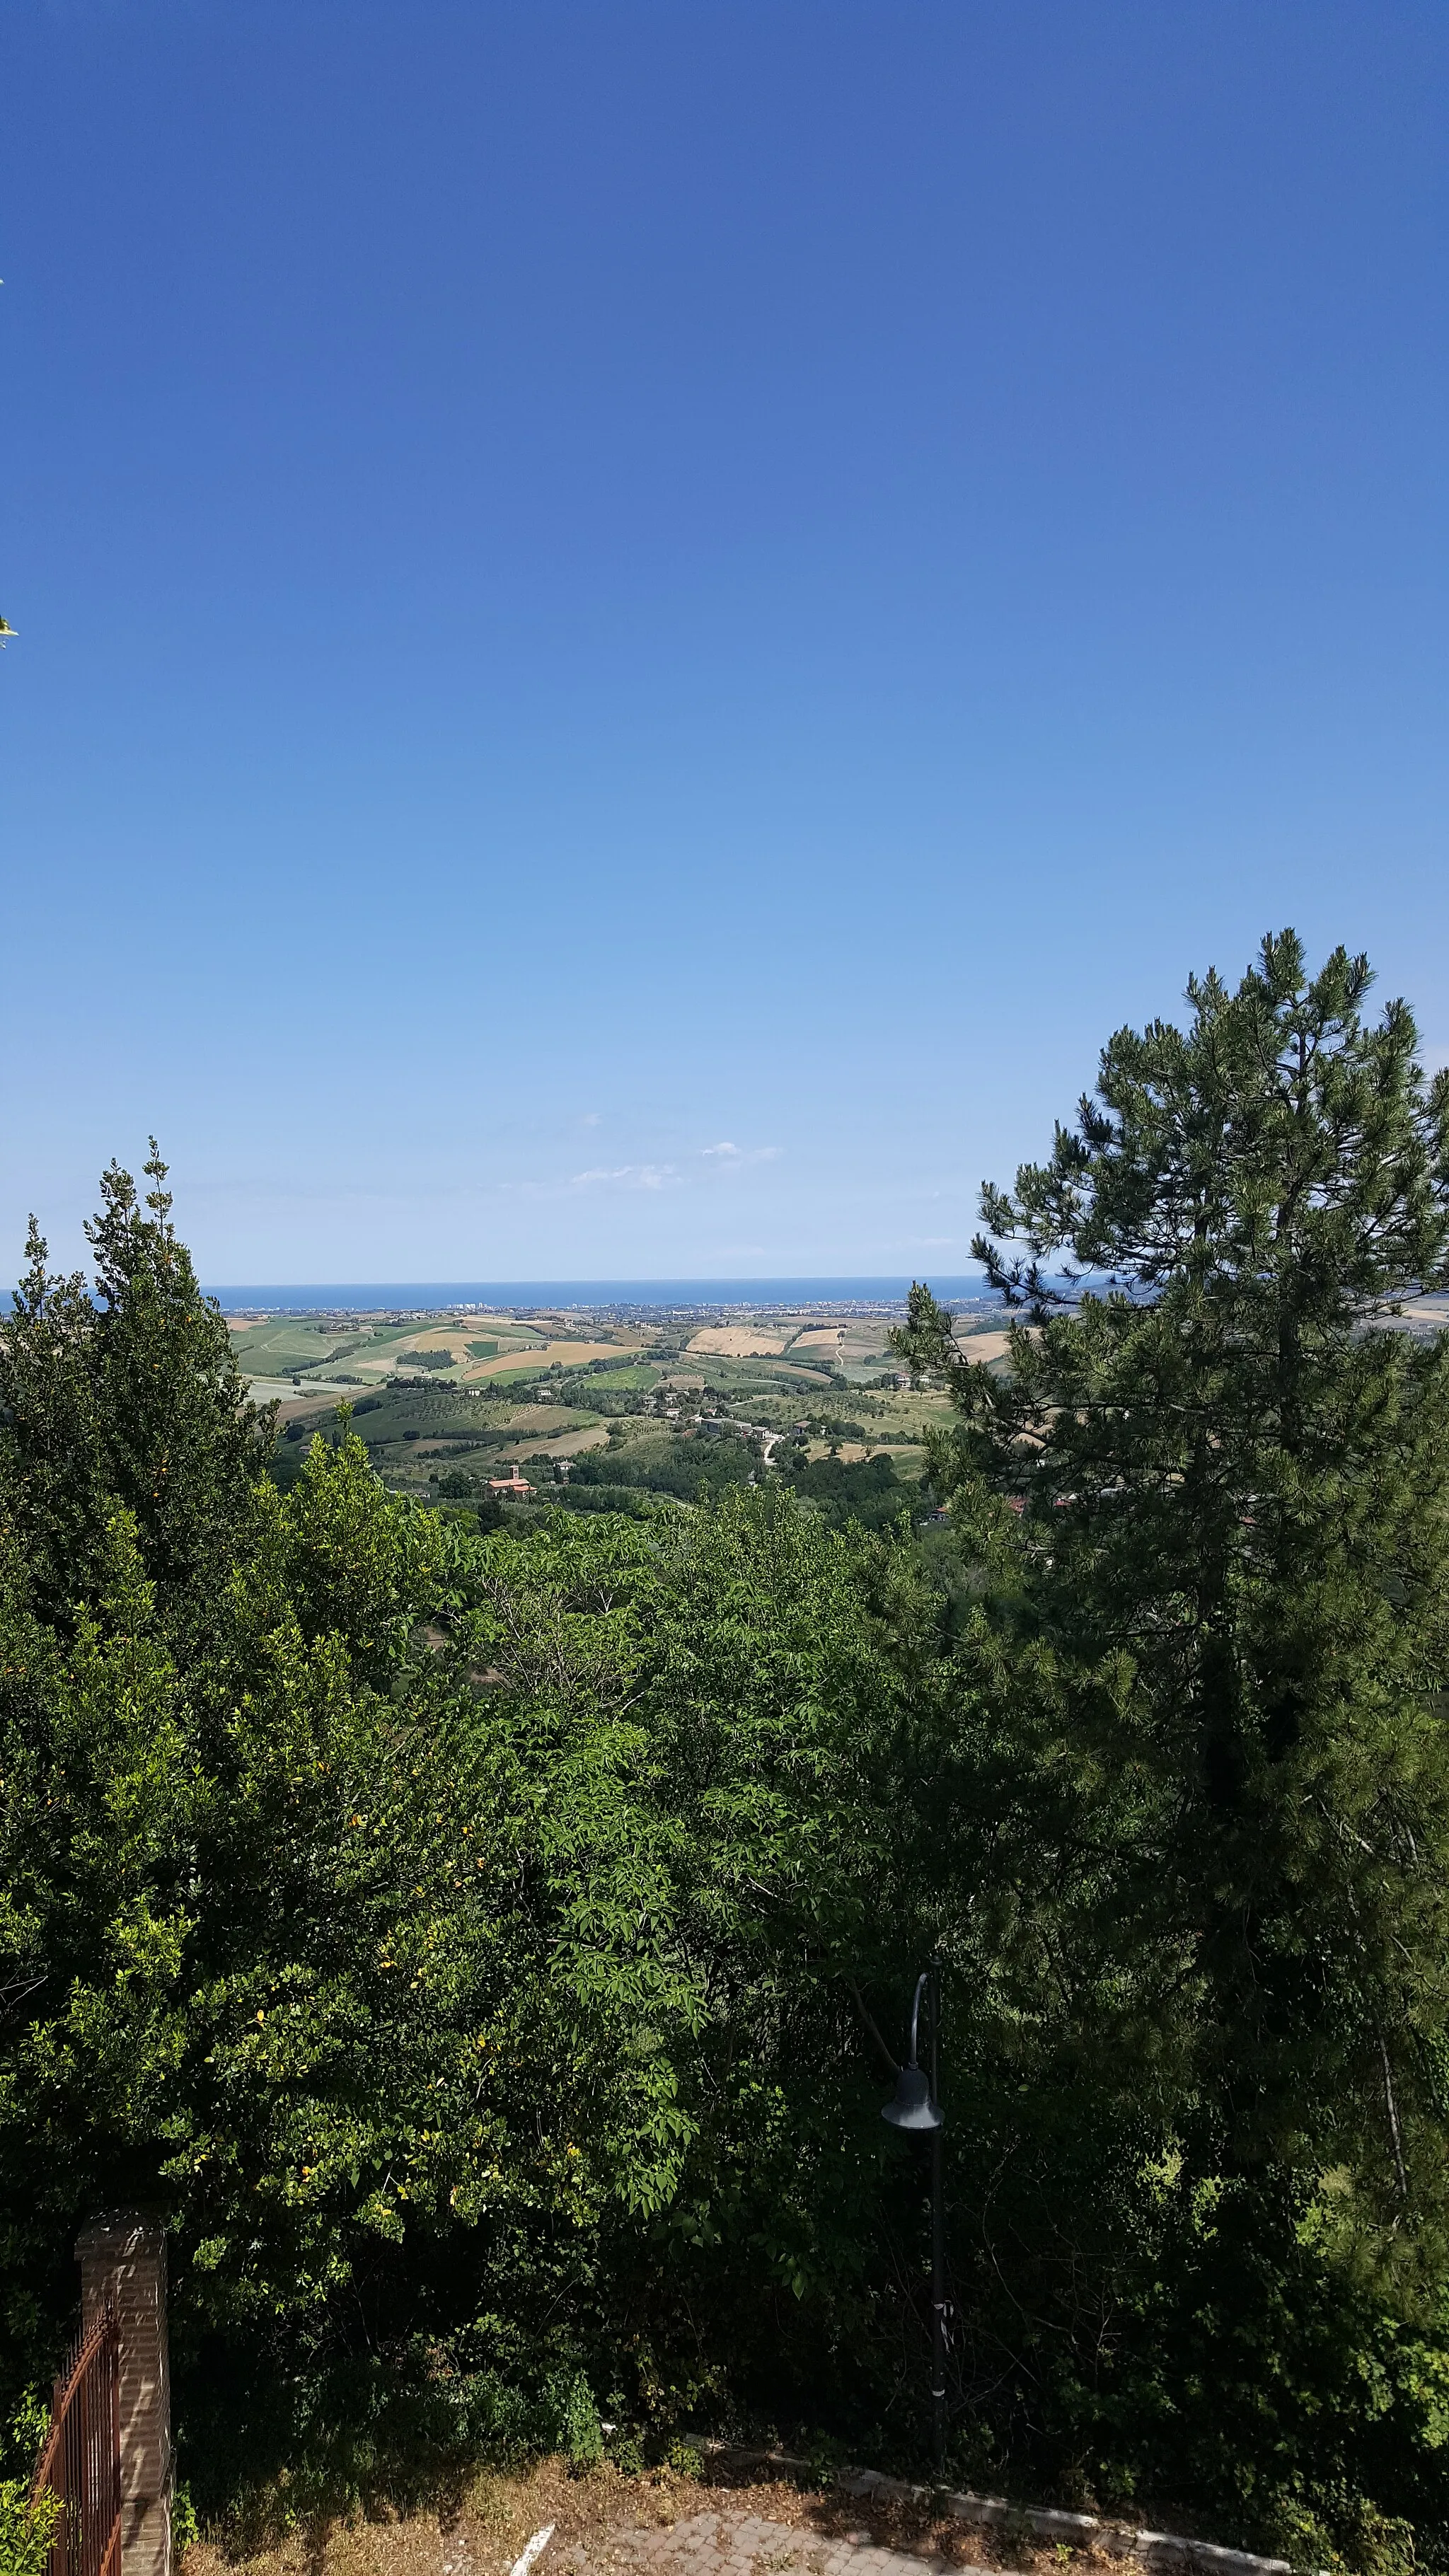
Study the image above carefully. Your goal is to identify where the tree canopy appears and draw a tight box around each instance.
[894,935,1449,2268]
[5,950,1449,2573]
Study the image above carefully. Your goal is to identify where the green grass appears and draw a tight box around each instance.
[231,1315,454,1375]
[287,1383,599,1482]
[230,1321,364,1373]
[557,1363,657,1392]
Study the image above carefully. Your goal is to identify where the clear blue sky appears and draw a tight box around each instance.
[3,1,1445,1283]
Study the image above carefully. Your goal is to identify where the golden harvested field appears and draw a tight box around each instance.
[499,1423,612,1461]
[384,1329,544,1377]
[263,1384,333,1419]
[790,1326,843,1351]
[950,1329,1013,1367]
[686,1328,789,1357]
[471,1339,643,1377]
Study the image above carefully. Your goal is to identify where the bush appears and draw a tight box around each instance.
[0,2483,61,2576]
[778,1450,905,1532]
[559,2374,604,2471]
[172,2483,200,2559]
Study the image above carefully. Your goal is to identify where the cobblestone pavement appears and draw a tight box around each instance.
[545,2511,988,2576]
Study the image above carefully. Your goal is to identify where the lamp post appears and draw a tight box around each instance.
[881,1965,947,2477]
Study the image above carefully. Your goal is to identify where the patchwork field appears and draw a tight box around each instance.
[686,1327,789,1357]
[239,1295,989,1523]
[468,1337,644,1378]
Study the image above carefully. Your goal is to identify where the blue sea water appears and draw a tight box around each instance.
[205,1275,991,1312]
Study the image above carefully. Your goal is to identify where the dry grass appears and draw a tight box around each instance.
[468,1342,643,1379]
[498,1425,613,1462]
[946,1334,1013,1369]
[686,1331,790,1358]
[185,2455,1130,2576]
[273,1389,355,1423]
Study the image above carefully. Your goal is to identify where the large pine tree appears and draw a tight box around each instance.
[896,932,1449,2263]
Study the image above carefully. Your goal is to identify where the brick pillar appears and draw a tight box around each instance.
[76,2215,172,2576]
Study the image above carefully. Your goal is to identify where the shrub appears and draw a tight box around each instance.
[0,2483,62,2576]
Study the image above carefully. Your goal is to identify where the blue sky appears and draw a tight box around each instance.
[2,1,1445,1283]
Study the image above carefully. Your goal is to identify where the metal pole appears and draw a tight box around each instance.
[929,1964,946,2476]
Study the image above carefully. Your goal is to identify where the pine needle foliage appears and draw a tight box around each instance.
[894,931,1449,2275]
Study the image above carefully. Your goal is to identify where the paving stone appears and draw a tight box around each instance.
[564,2516,980,2576]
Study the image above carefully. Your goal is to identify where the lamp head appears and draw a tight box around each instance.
[882,2063,943,2132]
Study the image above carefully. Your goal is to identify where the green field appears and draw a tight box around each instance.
[229,1316,424,1377]
[228,1318,362,1374]
[241,1298,975,1513]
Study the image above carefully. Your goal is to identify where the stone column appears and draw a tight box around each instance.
[76,2215,172,2576]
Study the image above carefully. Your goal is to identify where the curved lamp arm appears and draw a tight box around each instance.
[907,1969,929,2069]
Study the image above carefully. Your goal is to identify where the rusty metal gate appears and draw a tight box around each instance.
[30,2306,122,2576]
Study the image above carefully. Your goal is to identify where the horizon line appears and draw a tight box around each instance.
[203,1271,991,1310]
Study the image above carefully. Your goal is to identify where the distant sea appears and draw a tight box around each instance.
[205,1275,990,1312]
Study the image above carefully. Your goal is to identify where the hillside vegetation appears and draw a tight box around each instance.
[4,937,1449,2576]
[261,1310,959,1519]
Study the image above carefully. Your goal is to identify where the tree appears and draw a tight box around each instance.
[0,1166,704,2501]
[0,1145,272,1634]
[574,1489,940,2435]
[14,1115,1449,2551]
[777,1449,907,1532]
[895,932,1449,2270]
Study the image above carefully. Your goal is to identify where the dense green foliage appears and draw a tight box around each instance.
[894,935,1449,2563]
[567,1434,759,1505]
[5,942,1449,2573]
[0,2478,61,2576]
[775,1450,906,1532]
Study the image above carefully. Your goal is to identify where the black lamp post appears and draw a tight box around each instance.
[882,1965,947,2476]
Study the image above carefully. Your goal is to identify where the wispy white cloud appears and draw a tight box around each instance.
[502,1140,785,1199]
[570,1162,679,1191]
